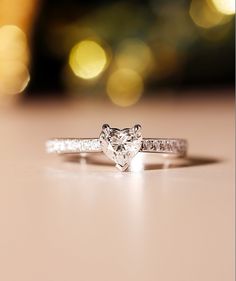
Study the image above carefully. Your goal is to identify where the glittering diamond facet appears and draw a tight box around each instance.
[99,125,142,171]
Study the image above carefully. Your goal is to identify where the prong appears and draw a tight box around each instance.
[116,163,129,172]
[102,124,110,133]
[134,124,142,133]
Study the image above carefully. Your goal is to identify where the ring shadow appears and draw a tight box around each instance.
[143,156,220,171]
[62,154,221,171]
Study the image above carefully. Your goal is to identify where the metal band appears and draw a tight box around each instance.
[46,138,187,156]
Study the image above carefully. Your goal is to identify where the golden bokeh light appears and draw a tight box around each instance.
[0,25,29,65]
[106,68,143,107]
[0,25,29,64]
[0,25,30,96]
[0,61,30,95]
[69,40,107,79]
[190,0,225,28]
[115,39,153,76]
[211,0,235,15]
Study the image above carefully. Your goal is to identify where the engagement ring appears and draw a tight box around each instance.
[46,124,188,171]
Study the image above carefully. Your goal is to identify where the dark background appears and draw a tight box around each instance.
[28,0,235,97]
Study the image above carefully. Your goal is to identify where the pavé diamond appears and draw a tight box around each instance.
[99,124,142,171]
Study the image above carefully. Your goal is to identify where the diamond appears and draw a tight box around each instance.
[146,140,154,150]
[99,124,142,171]
[159,141,166,151]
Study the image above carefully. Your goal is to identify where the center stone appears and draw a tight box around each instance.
[99,124,142,171]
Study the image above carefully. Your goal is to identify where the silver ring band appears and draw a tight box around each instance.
[46,124,188,171]
[46,138,187,156]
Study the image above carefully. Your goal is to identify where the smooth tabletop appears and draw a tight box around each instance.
[0,92,234,281]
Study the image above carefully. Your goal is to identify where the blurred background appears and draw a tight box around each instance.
[0,0,234,106]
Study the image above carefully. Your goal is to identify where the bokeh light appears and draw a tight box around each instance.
[0,25,30,96]
[190,0,225,28]
[0,61,30,95]
[69,40,107,79]
[211,0,235,15]
[0,25,29,63]
[106,68,143,107]
[115,39,153,76]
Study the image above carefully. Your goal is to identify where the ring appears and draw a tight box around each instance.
[46,124,188,171]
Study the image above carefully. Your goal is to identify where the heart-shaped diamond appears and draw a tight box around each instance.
[99,124,142,171]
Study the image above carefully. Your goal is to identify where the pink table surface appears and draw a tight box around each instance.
[0,91,234,281]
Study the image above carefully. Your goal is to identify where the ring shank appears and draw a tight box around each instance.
[46,138,187,156]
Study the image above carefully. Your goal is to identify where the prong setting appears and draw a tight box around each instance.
[134,124,142,133]
[116,163,129,172]
[102,124,110,134]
